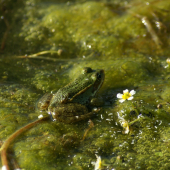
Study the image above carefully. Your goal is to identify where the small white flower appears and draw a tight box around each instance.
[117,89,136,103]
[2,165,7,170]
[92,154,102,170]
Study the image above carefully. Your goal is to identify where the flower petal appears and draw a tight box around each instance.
[127,96,133,100]
[94,155,102,170]
[130,90,136,96]
[119,99,125,103]
[123,89,129,94]
[125,125,130,134]
[117,93,123,98]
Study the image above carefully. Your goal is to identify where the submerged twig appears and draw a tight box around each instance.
[82,119,94,141]
[17,55,72,62]
[16,50,83,62]
[0,12,10,51]
[22,50,61,58]
[0,116,50,170]
[130,12,162,48]
[16,50,61,60]
[141,16,162,47]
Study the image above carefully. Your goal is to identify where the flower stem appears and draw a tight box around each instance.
[128,116,151,126]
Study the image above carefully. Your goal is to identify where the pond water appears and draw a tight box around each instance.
[1,0,170,169]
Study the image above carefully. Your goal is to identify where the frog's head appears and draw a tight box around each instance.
[82,67,105,97]
[69,67,105,104]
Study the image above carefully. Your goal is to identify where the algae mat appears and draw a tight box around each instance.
[1,0,170,169]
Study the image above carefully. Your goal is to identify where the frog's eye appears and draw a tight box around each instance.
[92,70,104,80]
[97,73,102,79]
[82,67,93,74]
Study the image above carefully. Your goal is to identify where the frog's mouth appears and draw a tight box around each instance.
[93,69,105,96]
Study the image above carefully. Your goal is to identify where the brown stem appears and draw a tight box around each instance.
[0,14,10,51]
[82,119,94,141]
[0,116,50,170]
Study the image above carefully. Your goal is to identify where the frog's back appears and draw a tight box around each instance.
[50,74,94,106]
[49,67,104,108]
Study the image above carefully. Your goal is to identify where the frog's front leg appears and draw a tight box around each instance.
[48,103,100,124]
[37,93,53,111]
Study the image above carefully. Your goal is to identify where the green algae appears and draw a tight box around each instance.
[1,0,170,169]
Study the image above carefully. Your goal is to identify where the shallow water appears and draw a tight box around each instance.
[1,0,170,169]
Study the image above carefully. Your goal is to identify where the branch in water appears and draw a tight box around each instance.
[0,116,50,170]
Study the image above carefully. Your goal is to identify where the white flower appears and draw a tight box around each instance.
[2,165,7,170]
[117,89,136,103]
[92,154,102,170]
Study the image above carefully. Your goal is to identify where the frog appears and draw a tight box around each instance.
[37,67,105,124]
[0,67,104,169]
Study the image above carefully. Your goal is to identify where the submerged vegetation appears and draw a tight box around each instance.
[1,0,170,169]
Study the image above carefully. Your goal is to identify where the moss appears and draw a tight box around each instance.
[1,0,170,169]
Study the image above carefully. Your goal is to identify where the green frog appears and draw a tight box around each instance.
[37,67,105,124]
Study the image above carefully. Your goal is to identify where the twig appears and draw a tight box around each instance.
[141,16,162,47]
[0,13,10,51]
[0,116,50,170]
[82,119,94,141]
